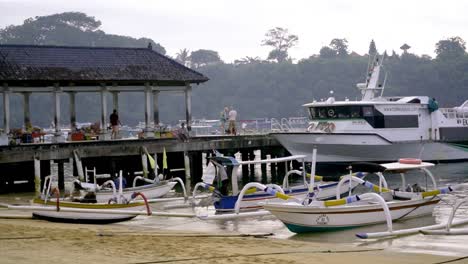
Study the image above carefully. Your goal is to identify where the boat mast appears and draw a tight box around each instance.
[358,54,385,101]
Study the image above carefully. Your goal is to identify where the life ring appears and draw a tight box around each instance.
[398,158,422,165]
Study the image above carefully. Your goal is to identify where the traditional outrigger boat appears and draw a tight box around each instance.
[194,153,368,220]
[262,152,462,233]
[74,171,185,204]
[0,173,193,224]
[73,149,188,203]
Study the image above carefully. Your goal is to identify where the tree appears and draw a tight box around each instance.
[0,12,166,54]
[234,56,263,65]
[435,36,466,60]
[368,39,377,56]
[330,38,349,57]
[319,46,336,58]
[175,48,191,67]
[261,27,298,63]
[189,49,222,68]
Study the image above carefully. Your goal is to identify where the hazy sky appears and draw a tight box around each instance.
[1,0,467,62]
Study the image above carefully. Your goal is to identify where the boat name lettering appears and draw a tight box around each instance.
[309,122,335,133]
[457,119,468,126]
[352,120,366,125]
[382,107,417,112]
[316,214,329,225]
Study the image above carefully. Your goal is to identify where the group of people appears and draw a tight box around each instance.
[220,106,237,135]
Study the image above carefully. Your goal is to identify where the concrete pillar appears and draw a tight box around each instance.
[53,85,63,142]
[185,83,192,131]
[184,151,191,193]
[112,92,119,113]
[153,90,160,126]
[2,86,10,134]
[248,150,255,175]
[144,84,154,138]
[260,149,267,179]
[34,156,41,197]
[23,92,31,129]
[69,92,76,130]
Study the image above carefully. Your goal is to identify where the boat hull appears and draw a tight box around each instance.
[214,179,361,212]
[263,197,440,233]
[95,181,177,203]
[31,199,146,224]
[32,212,136,224]
[272,133,468,163]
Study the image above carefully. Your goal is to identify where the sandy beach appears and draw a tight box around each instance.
[0,216,465,264]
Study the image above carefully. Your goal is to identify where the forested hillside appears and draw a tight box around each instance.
[1,12,468,128]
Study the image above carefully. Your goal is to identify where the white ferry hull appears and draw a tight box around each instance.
[273,133,468,163]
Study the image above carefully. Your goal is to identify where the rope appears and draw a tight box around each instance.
[394,195,438,222]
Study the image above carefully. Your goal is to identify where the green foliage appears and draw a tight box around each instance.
[329,38,349,57]
[435,36,466,60]
[261,27,298,62]
[189,49,222,68]
[0,12,166,54]
[175,48,191,67]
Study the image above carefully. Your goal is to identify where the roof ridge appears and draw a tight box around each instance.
[148,49,209,81]
[0,44,150,51]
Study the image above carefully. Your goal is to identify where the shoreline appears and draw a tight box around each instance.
[0,217,461,264]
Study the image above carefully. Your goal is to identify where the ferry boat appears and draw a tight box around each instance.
[272,56,468,163]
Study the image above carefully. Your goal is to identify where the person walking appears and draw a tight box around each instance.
[110,109,121,139]
[228,106,237,135]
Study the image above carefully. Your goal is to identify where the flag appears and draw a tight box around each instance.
[162,147,168,177]
[144,148,156,170]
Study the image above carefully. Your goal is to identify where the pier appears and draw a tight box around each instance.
[0,44,297,193]
[0,135,291,193]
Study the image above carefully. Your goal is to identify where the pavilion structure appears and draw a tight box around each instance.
[0,44,209,142]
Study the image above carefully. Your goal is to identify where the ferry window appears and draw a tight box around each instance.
[318,108,327,118]
[350,106,361,118]
[335,107,350,118]
[326,108,336,118]
[309,108,317,119]
[384,115,418,128]
[362,106,374,117]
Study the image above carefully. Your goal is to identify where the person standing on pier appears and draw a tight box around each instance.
[110,109,121,139]
[228,106,237,135]
[220,106,229,134]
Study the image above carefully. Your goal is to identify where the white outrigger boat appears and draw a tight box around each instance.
[272,56,468,163]
[0,173,193,224]
[194,153,368,220]
[262,151,462,233]
[73,149,188,203]
[74,173,185,204]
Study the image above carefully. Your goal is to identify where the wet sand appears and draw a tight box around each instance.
[0,217,463,264]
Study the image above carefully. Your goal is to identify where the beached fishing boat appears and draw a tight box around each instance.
[262,155,461,233]
[73,148,186,203]
[0,174,153,224]
[193,154,363,213]
[75,176,181,204]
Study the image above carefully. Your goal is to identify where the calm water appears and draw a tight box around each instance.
[1,159,468,257]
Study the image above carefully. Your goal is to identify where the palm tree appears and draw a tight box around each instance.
[175,48,190,67]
